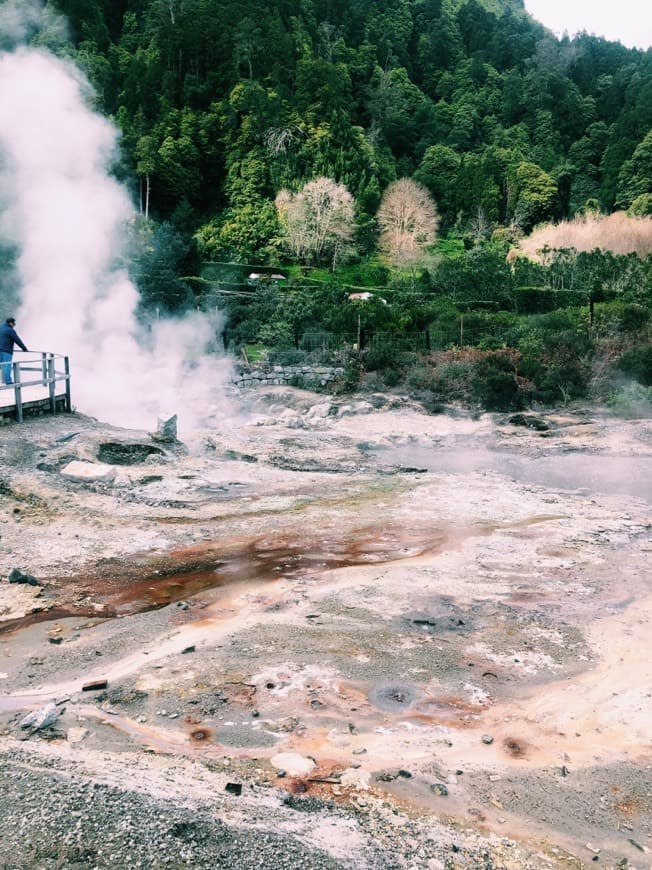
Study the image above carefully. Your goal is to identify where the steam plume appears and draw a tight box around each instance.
[0,1,235,433]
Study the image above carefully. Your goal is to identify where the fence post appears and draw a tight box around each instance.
[64,356,71,412]
[13,360,22,423]
[460,315,464,349]
[48,354,56,414]
[41,352,47,382]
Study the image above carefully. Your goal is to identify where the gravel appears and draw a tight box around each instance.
[0,754,346,870]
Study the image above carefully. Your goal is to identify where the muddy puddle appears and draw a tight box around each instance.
[375,446,652,501]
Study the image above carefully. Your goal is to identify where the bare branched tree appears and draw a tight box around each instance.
[264,125,303,156]
[376,178,439,265]
[275,177,356,268]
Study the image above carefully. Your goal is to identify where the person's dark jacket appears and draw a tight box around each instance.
[0,322,28,354]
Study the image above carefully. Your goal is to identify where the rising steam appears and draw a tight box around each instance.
[0,1,235,433]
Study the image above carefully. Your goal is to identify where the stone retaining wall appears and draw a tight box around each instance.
[233,364,345,388]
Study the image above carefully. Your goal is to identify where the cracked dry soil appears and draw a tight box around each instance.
[0,387,651,869]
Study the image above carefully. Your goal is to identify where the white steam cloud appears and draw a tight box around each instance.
[0,3,236,434]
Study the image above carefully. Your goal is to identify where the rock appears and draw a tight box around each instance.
[431,783,449,796]
[481,734,494,745]
[61,460,116,484]
[152,414,178,443]
[225,782,242,796]
[339,768,371,790]
[19,702,59,731]
[270,753,316,777]
[67,727,88,744]
[508,413,549,431]
[8,568,39,586]
[377,772,397,782]
[307,403,332,419]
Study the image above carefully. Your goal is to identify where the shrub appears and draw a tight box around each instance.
[472,352,524,411]
[607,382,652,417]
[382,368,401,387]
[617,344,652,386]
[405,365,438,391]
[529,331,593,403]
[592,302,651,337]
[363,346,397,372]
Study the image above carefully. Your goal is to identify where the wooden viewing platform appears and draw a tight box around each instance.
[0,352,71,422]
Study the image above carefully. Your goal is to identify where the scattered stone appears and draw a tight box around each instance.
[270,753,316,777]
[82,679,108,692]
[152,415,178,443]
[181,645,196,654]
[481,734,494,745]
[67,727,88,744]
[339,768,371,790]
[508,413,550,431]
[19,702,59,731]
[7,568,38,586]
[431,783,449,796]
[224,782,242,796]
[48,636,63,645]
[377,771,398,782]
[61,460,116,484]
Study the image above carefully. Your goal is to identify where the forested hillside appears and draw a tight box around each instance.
[54,0,652,235]
[33,2,652,408]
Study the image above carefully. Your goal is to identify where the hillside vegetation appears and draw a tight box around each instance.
[12,1,652,409]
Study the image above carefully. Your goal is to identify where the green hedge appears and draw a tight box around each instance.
[515,287,588,314]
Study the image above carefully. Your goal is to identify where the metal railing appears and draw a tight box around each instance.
[0,352,71,422]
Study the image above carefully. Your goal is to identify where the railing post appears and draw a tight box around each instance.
[64,356,71,412]
[41,352,47,383]
[47,354,56,414]
[13,360,22,423]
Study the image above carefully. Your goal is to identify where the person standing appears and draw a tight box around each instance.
[0,317,28,385]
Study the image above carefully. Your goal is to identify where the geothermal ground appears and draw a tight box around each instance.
[0,387,650,869]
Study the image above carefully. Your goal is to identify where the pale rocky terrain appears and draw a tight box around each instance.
[0,387,650,869]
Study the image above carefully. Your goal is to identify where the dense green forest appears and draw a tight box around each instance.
[35,2,652,407]
[53,0,652,228]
